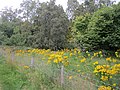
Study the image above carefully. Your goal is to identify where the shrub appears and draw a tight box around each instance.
[73,3,120,51]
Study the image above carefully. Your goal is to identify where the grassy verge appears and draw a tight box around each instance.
[0,47,119,90]
[0,56,63,90]
[0,56,28,90]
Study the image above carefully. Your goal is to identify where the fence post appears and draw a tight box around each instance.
[0,52,1,56]
[30,56,34,67]
[11,52,14,62]
[61,65,64,86]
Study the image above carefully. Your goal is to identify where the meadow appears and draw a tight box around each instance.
[0,46,120,90]
[0,0,120,90]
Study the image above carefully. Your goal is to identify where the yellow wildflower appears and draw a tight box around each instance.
[80,58,86,63]
[113,83,116,86]
[94,52,98,56]
[64,61,69,66]
[64,56,68,59]
[88,54,90,57]
[98,86,111,90]
[93,69,99,73]
[99,51,102,54]
[76,64,80,67]
[106,57,111,61]
[96,65,103,70]
[58,57,63,62]
[78,51,80,54]
[110,76,112,78]
[93,61,99,65]
[54,59,59,63]
[101,76,108,81]
[77,70,81,72]
[24,65,29,69]
[108,69,117,75]
[70,53,72,57]
[74,51,76,54]
[68,76,73,80]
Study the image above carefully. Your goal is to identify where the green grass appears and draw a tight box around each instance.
[1,47,119,90]
[0,56,28,90]
[0,56,64,90]
[0,47,98,90]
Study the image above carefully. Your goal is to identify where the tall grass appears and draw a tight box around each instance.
[0,56,28,90]
[0,56,63,90]
[0,47,120,90]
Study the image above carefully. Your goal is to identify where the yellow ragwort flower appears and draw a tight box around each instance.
[99,51,102,54]
[98,86,111,90]
[94,52,98,56]
[64,56,68,59]
[64,61,69,66]
[113,83,116,86]
[54,59,59,63]
[80,58,86,63]
[68,76,73,80]
[77,70,81,72]
[106,57,111,61]
[110,76,112,78]
[93,61,99,65]
[70,53,73,57]
[24,65,29,69]
[101,76,108,81]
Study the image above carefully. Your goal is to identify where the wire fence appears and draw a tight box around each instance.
[0,46,120,90]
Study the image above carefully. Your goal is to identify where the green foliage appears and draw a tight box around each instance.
[72,13,93,50]
[32,0,69,50]
[0,23,14,38]
[73,13,91,33]
[0,0,69,50]
[8,34,26,46]
[0,0,118,50]
[73,3,120,50]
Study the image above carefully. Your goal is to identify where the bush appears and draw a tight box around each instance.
[73,3,120,51]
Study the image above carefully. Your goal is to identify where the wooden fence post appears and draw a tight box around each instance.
[30,56,34,67]
[61,65,64,86]
[11,52,14,62]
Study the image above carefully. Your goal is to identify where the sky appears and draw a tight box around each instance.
[0,0,67,10]
[0,0,120,11]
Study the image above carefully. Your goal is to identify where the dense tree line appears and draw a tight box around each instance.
[0,0,68,50]
[0,0,119,51]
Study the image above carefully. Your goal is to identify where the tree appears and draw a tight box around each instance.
[66,0,80,19]
[84,0,98,14]
[0,7,17,23]
[66,0,116,20]
[98,0,115,7]
[33,0,69,50]
[0,6,30,46]
[0,7,16,45]
[20,0,40,21]
[73,3,120,50]
[72,13,93,49]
